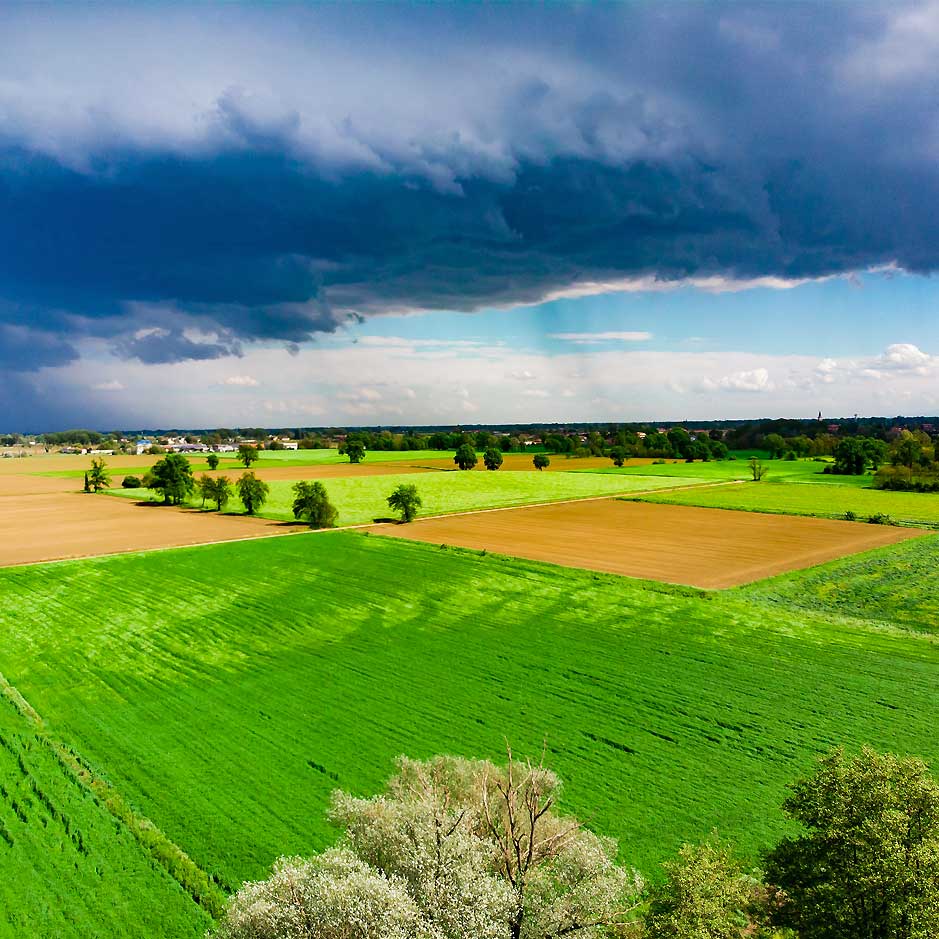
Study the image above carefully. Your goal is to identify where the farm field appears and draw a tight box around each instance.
[369,499,924,588]
[0,693,211,939]
[112,469,704,526]
[740,535,939,635]
[0,492,304,568]
[1,532,938,937]
[635,479,939,526]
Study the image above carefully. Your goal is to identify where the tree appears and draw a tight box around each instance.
[610,446,628,468]
[763,433,787,459]
[121,475,142,489]
[292,480,337,528]
[710,440,729,461]
[146,454,195,505]
[214,752,642,939]
[483,447,504,471]
[212,476,232,512]
[339,440,366,464]
[237,472,269,515]
[387,483,422,522]
[833,437,869,475]
[86,457,111,492]
[454,443,478,471]
[766,746,939,939]
[533,453,550,471]
[644,840,762,938]
[82,471,91,493]
[196,473,214,507]
[748,457,767,481]
[206,452,220,470]
[237,444,259,468]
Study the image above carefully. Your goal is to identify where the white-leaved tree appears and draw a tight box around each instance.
[214,751,643,939]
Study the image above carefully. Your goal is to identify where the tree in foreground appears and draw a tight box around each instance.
[145,454,194,505]
[214,752,642,939]
[533,453,550,471]
[339,440,366,464]
[766,746,939,939]
[87,457,111,492]
[454,443,478,470]
[211,476,232,512]
[643,840,763,938]
[292,480,337,528]
[483,447,504,471]
[387,483,421,522]
[237,472,269,515]
[748,457,766,481]
[237,444,259,468]
[197,473,214,507]
[206,452,220,470]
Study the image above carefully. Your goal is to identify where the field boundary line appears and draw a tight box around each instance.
[0,669,227,919]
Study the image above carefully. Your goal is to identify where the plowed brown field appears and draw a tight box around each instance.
[0,491,306,567]
[368,499,925,588]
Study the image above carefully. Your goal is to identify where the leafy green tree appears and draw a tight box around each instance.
[833,437,872,474]
[533,453,550,471]
[292,480,337,528]
[87,457,111,492]
[206,452,220,470]
[710,440,729,460]
[748,457,767,481]
[864,438,889,470]
[667,427,692,459]
[483,447,503,471]
[214,753,642,939]
[763,433,787,459]
[644,840,762,938]
[121,475,142,489]
[610,446,628,467]
[237,471,269,515]
[238,444,259,468]
[339,440,366,464]
[196,473,214,507]
[766,746,939,939]
[212,476,232,512]
[454,443,478,471]
[387,483,422,523]
[146,454,195,505]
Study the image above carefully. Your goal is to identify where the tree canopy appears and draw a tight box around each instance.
[454,444,478,471]
[483,447,504,471]
[292,480,338,528]
[87,457,111,493]
[387,483,422,522]
[145,454,195,505]
[236,472,269,515]
[238,444,259,468]
[533,453,550,471]
[339,440,366,464]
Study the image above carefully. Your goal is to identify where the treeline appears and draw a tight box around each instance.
[215,746,939,939]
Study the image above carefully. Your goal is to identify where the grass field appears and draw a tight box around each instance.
[111,469,704,525]
[632,480,939,526]
[1,532,938,938]
[0,693,211,938]
[741,536,939,635]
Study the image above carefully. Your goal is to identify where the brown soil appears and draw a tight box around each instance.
[367,498,925,589]
[0,491,306,568]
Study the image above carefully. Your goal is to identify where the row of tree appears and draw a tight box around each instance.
[215,745,939,939]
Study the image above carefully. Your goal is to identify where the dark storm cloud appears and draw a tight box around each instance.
[2,1,939,367]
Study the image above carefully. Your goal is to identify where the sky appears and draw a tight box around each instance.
[3,2,939,431]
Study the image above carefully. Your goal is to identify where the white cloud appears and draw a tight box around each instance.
[90,379,125,392]
[549,331,653,343]
[223,374,259,386]
[876,342,935,373]
[701,367,774,393]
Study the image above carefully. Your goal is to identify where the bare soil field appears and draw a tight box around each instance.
[0,491,304,568]
[368,499,925,589]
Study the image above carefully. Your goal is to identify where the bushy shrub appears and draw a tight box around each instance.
[867,512,894,525]
[843,510,857,521]
[121,475,142,488]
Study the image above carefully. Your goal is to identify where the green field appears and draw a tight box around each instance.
[0,692,211,938]
[1,532,938,936]
[582,457,869,485]
[111,469,704,525]
[631,479,939,526]
[741,536,939,636]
